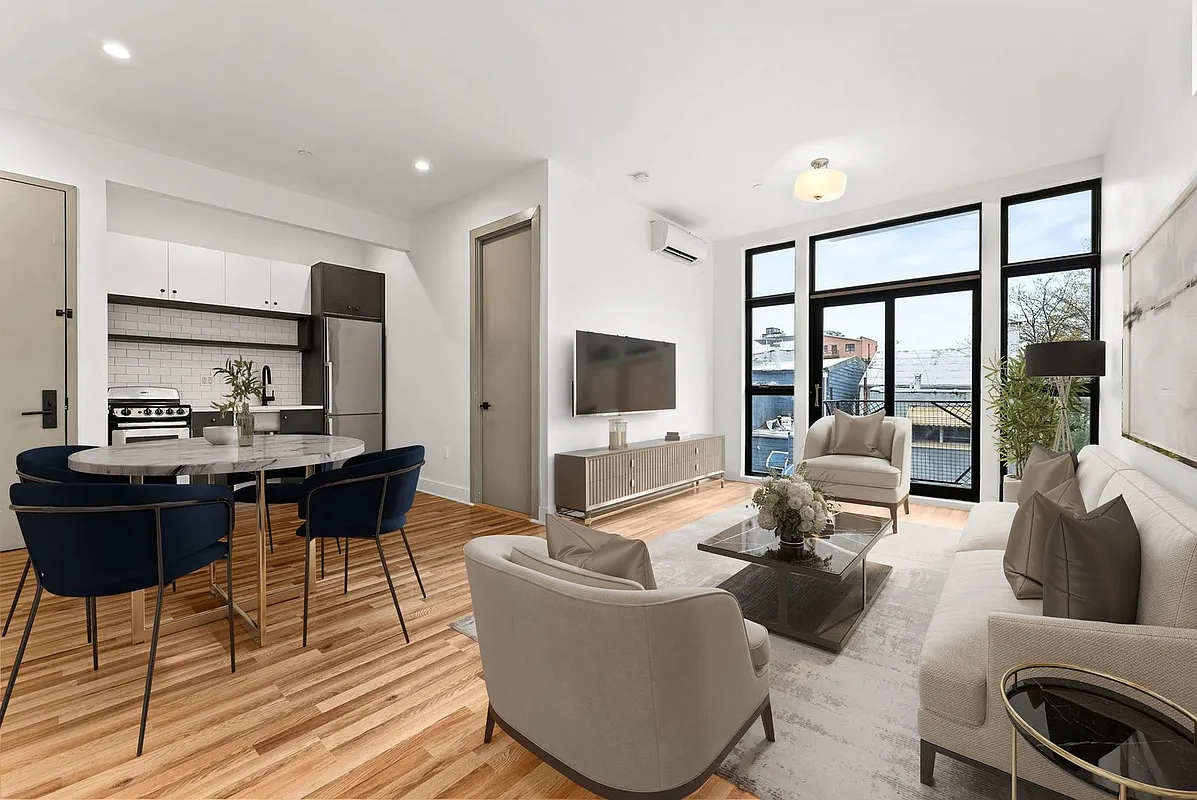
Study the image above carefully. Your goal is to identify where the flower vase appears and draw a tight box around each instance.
[235,402,255,447]
[776,517,803,547]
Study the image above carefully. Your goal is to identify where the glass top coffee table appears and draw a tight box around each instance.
[697,511,892,652]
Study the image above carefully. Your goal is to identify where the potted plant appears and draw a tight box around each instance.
[983,354,1057,503]
[212,357,263,447]
[752,462,839,548]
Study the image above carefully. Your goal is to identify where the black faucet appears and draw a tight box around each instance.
[261,365,275,406]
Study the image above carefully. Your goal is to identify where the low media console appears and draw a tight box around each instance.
[554,435,725,524]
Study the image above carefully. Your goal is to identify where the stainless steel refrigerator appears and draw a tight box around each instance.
[324,317,384,451]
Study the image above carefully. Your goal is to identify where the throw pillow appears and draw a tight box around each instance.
[1019,449,1077,503]
[1003,479,1085,599]
[545,515,657,589]
[829,409,886,458]
[1027,443,1079,471]
[510,546,645,590]
[1042,495,1141,623]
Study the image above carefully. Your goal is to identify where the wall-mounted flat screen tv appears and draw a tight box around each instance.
[574,331,676,416]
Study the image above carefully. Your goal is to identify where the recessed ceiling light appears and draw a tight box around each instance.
[414,159,431,172]
[102,41,131,60]
[297,149,314,157]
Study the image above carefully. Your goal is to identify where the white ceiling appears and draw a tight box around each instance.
[0,0,1148,240]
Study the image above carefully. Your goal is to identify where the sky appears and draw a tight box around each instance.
[750,187,1093,352]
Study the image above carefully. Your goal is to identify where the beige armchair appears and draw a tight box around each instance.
[464,535,773,799]
[801,415,912,531]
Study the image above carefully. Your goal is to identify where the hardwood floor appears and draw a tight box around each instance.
[0,483,967,798]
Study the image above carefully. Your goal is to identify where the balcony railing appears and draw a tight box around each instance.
[822,399,973,489]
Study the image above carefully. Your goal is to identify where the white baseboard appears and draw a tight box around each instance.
[417,478,471,505]
[910,495,976,511]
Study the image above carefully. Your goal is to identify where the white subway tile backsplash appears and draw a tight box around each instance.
[107,304,303,408]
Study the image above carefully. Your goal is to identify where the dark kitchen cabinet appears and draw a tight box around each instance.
[313,263,383,321]
[279,409,325,434]
[191,410,232,432]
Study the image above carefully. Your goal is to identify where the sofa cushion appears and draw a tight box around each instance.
[803,454,901,490]
[1020,449,1077,502]
[919,550,1041,726]
[958,503,1018,552]
[1097,472,1197,628]
[545,515,657,589]
[1076,446,1132,509]
[829,409,887,458]
[509,546,645,590]
[1004,479,1085,599]
[744,619,771,677]
[1043,495,1141,623]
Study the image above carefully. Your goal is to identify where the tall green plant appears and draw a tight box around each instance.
[212,357,263,413]
[983,355,1057,478]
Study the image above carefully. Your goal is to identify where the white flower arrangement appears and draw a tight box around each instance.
[751,462,839,544]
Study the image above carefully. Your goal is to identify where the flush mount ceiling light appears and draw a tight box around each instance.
[102,41,131,60]
[794,158,847,203]
[297,149,313,157]
[413,159,431,172]
[629,172,650,183]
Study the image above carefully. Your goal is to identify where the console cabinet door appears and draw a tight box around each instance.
[108,233,168,299]
[167,243,226,305]
[224,253,272,310]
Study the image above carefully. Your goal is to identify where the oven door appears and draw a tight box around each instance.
[110,425,191,446]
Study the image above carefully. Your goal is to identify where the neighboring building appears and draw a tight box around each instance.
[822,332,877,360]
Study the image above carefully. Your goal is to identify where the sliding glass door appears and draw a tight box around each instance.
[809,283,981,501]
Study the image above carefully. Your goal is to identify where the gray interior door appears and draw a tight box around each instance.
[479,225,534,516]
[1,177,69,551]
[326,317,383,415]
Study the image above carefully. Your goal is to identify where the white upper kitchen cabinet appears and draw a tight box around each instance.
[269,260,312,314]
[108,233,168,299]
[167,242,225,305]
[224,253,272,310]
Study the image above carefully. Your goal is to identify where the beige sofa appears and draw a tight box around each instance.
[918,445,1197,798]
[802,415,912,531]
[464,535,773,799]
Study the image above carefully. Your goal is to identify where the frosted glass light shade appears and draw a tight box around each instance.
[794,159,847,203]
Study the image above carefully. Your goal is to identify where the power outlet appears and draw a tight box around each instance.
[442,446,450,459]
[200,375,215,386]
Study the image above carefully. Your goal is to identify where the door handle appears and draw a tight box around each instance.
[479,401,492,410]
[21,390,57,429]
[813,382,823,406]
[325,362,333,411]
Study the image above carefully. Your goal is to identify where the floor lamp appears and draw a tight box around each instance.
[1024,340,1106,452]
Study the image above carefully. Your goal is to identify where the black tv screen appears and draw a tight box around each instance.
[574,331,676,416]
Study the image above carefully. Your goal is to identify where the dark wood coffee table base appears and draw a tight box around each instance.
[717,561,893,652]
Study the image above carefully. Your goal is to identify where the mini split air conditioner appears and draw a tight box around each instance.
[650,219,708,264]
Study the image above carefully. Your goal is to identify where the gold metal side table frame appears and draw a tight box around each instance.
[1001,663,1197,800]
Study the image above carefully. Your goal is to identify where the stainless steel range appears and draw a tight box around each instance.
[108,386,193,445]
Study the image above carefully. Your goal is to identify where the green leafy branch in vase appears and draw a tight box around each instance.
[211,357,264,413]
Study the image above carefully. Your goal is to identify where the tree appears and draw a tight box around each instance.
[1007,271,1091,351]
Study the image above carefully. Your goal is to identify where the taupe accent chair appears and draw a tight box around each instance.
[802,415,912,531]
[464,535,773,800]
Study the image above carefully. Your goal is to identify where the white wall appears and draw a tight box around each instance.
[0,108,408,445]
[398,162,549,504]
[545,162,715,514]
[106,183,366,267]
[1100,0,1197,505]
[711,157,1103,501]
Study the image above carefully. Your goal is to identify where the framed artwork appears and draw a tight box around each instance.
[1122,173,1197,468]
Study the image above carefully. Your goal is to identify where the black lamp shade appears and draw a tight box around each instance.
[1024,340,1106,378]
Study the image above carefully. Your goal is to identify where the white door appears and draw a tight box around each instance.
[1,176,70,551]
[167,242,225,304]
[107,232,168,299]
[269,260,312,314]
[224,253,271,310]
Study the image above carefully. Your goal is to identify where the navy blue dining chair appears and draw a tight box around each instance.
[2,483,236,756]
[295,445,425,647]
[7,446,128,645]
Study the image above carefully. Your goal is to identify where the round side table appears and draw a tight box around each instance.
[1002,663,1197,799]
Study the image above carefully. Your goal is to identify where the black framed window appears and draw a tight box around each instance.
[1000,179,1102,458]
[745,242,796,476]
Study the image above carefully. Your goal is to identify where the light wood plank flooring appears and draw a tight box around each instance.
[0,483,966,798]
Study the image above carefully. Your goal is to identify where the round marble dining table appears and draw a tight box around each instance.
[69,434,365,646]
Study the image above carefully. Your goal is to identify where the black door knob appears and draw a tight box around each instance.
[480,401,492,410]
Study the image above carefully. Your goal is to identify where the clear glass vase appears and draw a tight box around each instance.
[235,401,254,446]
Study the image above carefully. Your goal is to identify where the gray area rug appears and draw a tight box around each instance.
[451,506,1012,800]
